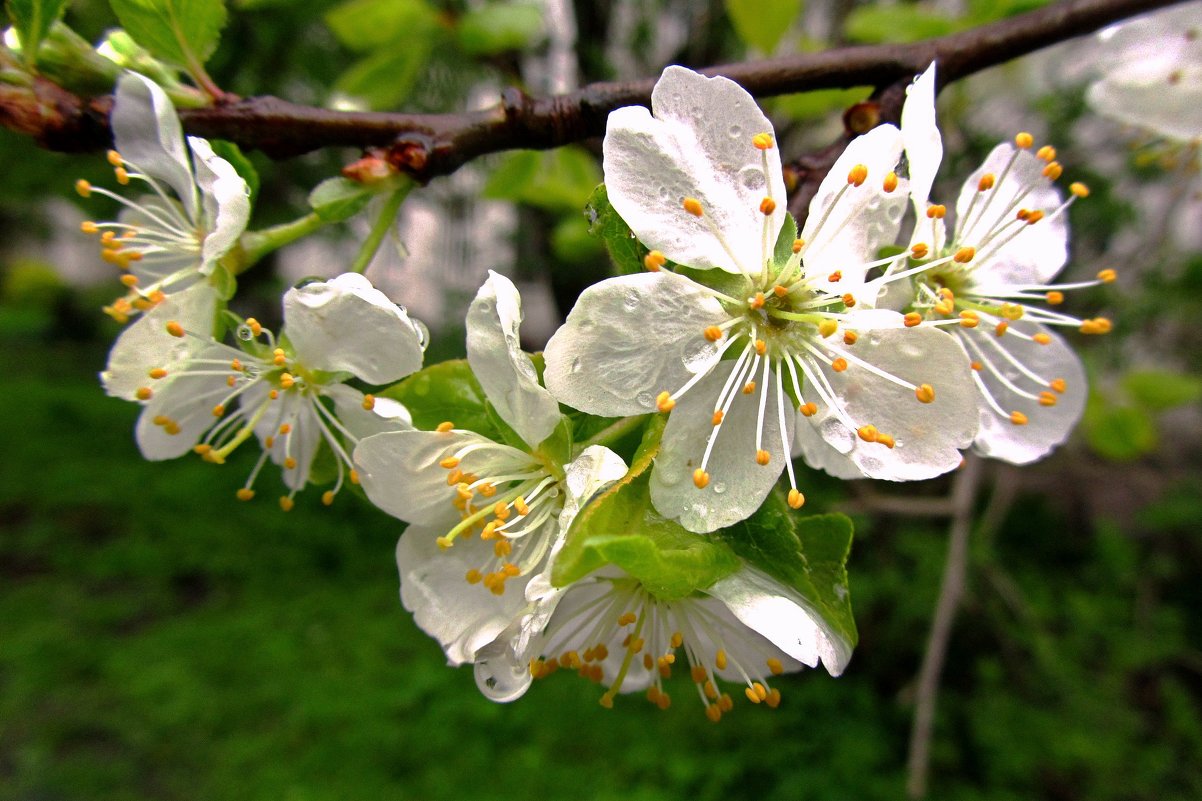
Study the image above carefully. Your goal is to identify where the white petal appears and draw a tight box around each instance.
[955,144,1067,285]
[282,273,424,384]
[101,283,218,401]
[325,383,412,441]
[801,125,908,281]
[133,344,231,460]
[561,445,629,525]
[397,527,533,666]
[649,360,792,533]
[354,429,532,527]
[1087,75,1202,143]
[243,385,324,491]
[962,322,1087,464]
[707,565,852,676]
[188,137,251,272]
[901,62,943,216]
[111,73,198,219]
[793,320,978,481]
[543,271,727,416]
[466,271,562,448]
[604,66,786,273]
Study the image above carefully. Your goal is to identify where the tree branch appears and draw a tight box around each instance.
[3,0,1180,183]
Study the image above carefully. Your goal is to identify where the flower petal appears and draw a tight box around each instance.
[245,384,324,491]
[955,144,1067,285]
[133,344,230,460]
[961,322,1087,464]
[111,73,198,220]
[397,526,533,666]
[101,282,219,401]
[901,62,942,216]
[325,383,412,441]
[604,66,786,273]
[649,360,792,533]
[282,273,425,384]
[466,271,562,448]
[188,137,251,273]
[706,565,852,676]
[544,271,727,416]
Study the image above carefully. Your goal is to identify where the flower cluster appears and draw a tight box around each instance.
[84,64,1110,717]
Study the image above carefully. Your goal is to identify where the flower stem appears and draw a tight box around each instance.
[349,184,412,274]
[237,213,328,272]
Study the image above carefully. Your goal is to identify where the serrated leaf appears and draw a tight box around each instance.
[325,0,438,52]
[1122,369,1202,412]
[307,177,374,223]
[716,490,857,648]
[6,0,70,67]
[552,473,741,599]
[725,0,802,53]
[333,41,433,110]
[378,360,503,441]
[109,0,229,71]
[209,140,259,205]
[456,1,544,55]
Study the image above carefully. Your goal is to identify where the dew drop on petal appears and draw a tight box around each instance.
[739,166,766,191]
[623,291,640,312]
[712,481,727,495]
[570,357,583,375]
[820,418,856,454]
[859,456,882,473]
[636,390,654,407]
[236,325,255,341]
[728,124,743,139]
[474,652,531,703]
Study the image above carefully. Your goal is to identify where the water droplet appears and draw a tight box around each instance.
[474,650,532,703]
[859,456,882,473]
[739,166,766,191]
[681,339,716,372]
[728,124,743,139]
[570,357,583,375]
[657,185,670,201]
[636,390,654,407]
[236,325,254,341]
[408,318,430,351]
[690,106,702,119]
[712,481,727,495]
[623,291,640,312]
[820,418,855,454]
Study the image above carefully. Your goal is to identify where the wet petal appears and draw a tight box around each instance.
[134,345,231,460]
[466,271,562,448]
[111,73,198,220]
[245,385,323,491]
[188,137,251,272]
[901,62,942,216]
[325,383,412,441]
[544,271,727,416]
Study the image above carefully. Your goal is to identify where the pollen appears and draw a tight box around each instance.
[1015,132,1034,149]
[644,250,666,271]
[799,402,817,417]
[759,197,776,215]
[1097,269,1117,283]
[926,204,946,219]
[1039,391,1058,407]
[1042,161,1063,181]
[787,489,805,509]
[439,456,460,469]
[682,197,704,217]
[236,488,255,501]
[752,132,775,150]
[904,312,923,327]
[1036,145,1057,162]
[1046,291,1065,305]
[279,496,295,512]
[712,410,724,426]
[915,384,936,404]
[436,421,454,432]
[857,425,878,443]
[953,247,976,263]
[1070,182,1090,198]
[656,391,676,412]
[135,387,153,401]
[883,171,899,192]
[792,238,804,254]
[693,468,710,489]
[362,394,376,411]
[1050,378,1067,394]
[749,292,766,310]
[847,164,868,187]
[841,293,856,307]
[742,381,756,394]
[1009,411,1029,426]
[978,173,996,192]
[911,243,929,259]
[1033,332,1052,345]
[166,321,185,338]
[843,330,858,345]
[75,179,92,197]
[818,319,838,337]
[831,358,848,372]
[755,449,771,466]
[148,368,168,379]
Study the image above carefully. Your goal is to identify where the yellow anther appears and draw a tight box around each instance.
[742,381,756,395]
[1000,303,1024,321]
[877,433,896,449]
[192,442,210,453]
[245,318,263,337]
[711,410,724,427]
[691,665,707,683]
[1079,317,1112,335]
[75,179,92,197]
[106,149,123,167]
[279,496,295,512]
[954,246,976,263]
[759,197,776,215]
[745,687,762,704]
[1097,269,1116,283]
[831,358,848,372]
[618,612,637,626]
[1009,411,1029,426]
[114,166,130,185]
[978,173,996,192]
[1070,182,1090,198]
[1024,209,1045,225]
[166,321,185,338]
[320,490,335,506]
[268,390,279,400]
[279,373,295,390]
[841,292,856,307]
[494,539,513,558]
[1036,145,1057,162]
[514,497,530,516]
[828,270,843,283]
[643,653,654,670]
[990,321,1008,337]
[1050,378,1067,394]
[706,704,722,723]
[911,243,929,259]
[883,171,899,192]
[264,436,274,448]
[787,489,805,509]
[904,312,923,327]
[119,273,139,289]
[1042,161,1063,180]
[480,481,498,497]
[704,680,719,700]
[765,688,782,708]
[926,204,946,219]
[767,658,784,676]
[148,367,168,379]
[847,164,868,187]
[971,361,983,371]
[349,470,359,485]
[656,391,676,412]
[792,238,804,254]
[772,284,788,298]
[916,384,936,404]
[628,637,645,654]
[755,449,771,466]
[749,291,765,310]
[857,425,878,443]
[465,568,482,584]
[703,325,724,343]
[439,456,460,469]
[284,457,297,470]
[226,375,236,388]
[272,348,287,366]
[80,221,100,234]
[670,631,683,649]
[1015,132,1034,149]
[362,394,375,411]
[643,250,667,272]
[818,319,838,338]
[212,404,225,418]
[655,691,671,711]
[1046,290,1065,305]
[1033,332,1052,345]
[754,339,767,356]
[843,330,858,345]
[799,402,818,417]
[752,132,775,150]
[236,488,255,502]
[1039,391,1058,407]
[693,468,710,489]
[135,386,153,401]
[436,421,454,432]
[934,300,954,316]
[682,197,704,217]
[278,423,292,435]
[715,650,728,670]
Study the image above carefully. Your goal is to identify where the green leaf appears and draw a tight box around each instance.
[1122,370,1202,412]
[725,0,802,53]
[6,0,70,67]
[584,184,649,276]
[378,360,502,441]
[209,140,259,205]
[1083,399,1158,462]
[307,177,374,223]
[771,87,872,121]
[109,0,229,71]
[456,1,544,55]
[325,0,438,52]
[552,473,741,599]
[333,41,434,110]
[772,211,798,267]
[716,490,857,648]
[483,147,601,211]
[844,5,960,44]
[550,214,604,264]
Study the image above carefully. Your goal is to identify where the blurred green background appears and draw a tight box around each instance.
[3,1,1202,799]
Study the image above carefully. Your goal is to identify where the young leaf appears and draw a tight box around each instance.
[724,0,802,53]
[308,177,374,223]
[1122,369,1202,412]
[456,1,544,55]
[109,0,229,72]
[6,0,70,67]
[324,0,437,52]
[584,184,649,276]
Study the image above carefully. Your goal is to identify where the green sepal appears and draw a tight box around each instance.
[308,177,374,223]
[377,359,502,442]
[772,210,799,267]
[209,140,259,205]
[551,472,741,600]
[534,416,573,479]
[207,263,237,301]
[715,489,858,648]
